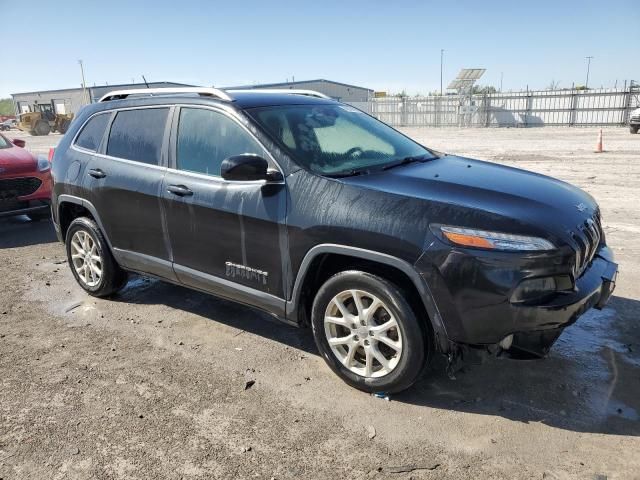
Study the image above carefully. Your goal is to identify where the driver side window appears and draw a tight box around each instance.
[176,108,268,177]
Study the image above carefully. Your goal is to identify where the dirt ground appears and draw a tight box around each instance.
[1,127,639,480]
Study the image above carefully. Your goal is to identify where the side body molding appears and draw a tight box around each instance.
[286,244,449,350]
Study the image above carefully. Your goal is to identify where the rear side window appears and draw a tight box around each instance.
[107,108,169,165]
[75,113,110,152]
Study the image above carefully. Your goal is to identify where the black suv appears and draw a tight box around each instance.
[51,88,618,393]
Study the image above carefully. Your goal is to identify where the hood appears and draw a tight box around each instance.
[0,144,37,176]
[340,155,598,240]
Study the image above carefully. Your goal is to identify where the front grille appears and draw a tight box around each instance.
[0,177,42,200]
[631,114,640,122]
[571,211,603,277]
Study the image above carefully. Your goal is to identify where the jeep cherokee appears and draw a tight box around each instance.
[50,87,618,393]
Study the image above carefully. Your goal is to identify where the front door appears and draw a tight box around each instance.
[162,106,288,313]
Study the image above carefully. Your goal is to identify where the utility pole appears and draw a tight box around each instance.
[500,72,503,92]
[440,49,444,96]
[78,60,88,104]
[585,56,594,89]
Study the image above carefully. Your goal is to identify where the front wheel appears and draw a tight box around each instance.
[65,217,128,297]
[311,271,430,393]
[34,120,50,136]
[631,126,639,134]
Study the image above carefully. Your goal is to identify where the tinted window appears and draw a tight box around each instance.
[0,135,11,149]
[75,113,110,152]
[107,108,169,165]
[177,108,267,176]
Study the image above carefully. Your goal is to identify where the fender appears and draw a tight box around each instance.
[286,244,450,351]
[56,194,114,248]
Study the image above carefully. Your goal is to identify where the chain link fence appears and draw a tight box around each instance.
[349,87,640,128]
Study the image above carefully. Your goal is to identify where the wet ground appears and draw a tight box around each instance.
[1,127,639,479]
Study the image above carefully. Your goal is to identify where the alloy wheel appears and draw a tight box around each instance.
[324,289,403,378]
[70,230,103,287]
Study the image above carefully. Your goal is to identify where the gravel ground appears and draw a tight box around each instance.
[1,127,639,480]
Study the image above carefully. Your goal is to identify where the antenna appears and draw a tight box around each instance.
[142,75,150,88]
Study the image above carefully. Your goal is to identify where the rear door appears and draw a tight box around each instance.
[82,106,175,280]
[162,106,288,312]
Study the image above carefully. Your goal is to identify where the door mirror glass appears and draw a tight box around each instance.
[12,139,26,148]
[221,154,275,181]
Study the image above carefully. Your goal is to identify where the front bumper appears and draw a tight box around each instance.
[416,242,617,352]
[0,171,52,218]
[0,199,50,218]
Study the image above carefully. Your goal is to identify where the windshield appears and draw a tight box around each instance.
[249,104,435,175]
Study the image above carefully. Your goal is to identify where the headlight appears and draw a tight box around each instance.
[438,225,555,251]
[37,155,50,172]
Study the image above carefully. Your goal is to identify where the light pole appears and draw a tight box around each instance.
[440,49,444,96]
[78,60,88,104]
[500,72,503,92]
[585,56,593,89]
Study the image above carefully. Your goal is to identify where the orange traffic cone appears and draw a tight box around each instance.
[595,129,604,153]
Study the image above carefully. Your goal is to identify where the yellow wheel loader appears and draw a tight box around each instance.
[17,103,74,136]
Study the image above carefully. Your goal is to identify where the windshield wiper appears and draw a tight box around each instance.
[382,154,432,171]
[324,168,371,178]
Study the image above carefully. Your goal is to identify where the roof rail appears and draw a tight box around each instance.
[98,87,233,103]
[227,89,331,99]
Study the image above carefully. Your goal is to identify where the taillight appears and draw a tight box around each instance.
[48,148,55,162]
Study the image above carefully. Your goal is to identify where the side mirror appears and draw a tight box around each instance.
[220,154,283,182]
[13,139,26,148]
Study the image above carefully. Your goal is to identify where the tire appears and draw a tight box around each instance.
[27,210,51,222]
[631,126,639,134]
[311,271,430,393]
[65,217,128,297]
[34,120,50,136]
[59,119,71,134]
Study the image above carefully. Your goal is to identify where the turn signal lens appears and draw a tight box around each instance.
[441,231,494,248]
[439,226,555,251]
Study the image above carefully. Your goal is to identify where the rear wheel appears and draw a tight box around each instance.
[65,217,128,297]
[631,126,639,134]
[59,119,71,134]
[311,271,430,393]
[34,120,50,136]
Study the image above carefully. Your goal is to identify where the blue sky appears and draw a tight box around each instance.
[1,0,638,98]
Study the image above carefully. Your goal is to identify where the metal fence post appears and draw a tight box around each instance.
[622,86,632,126]
[484,93,491,127]
[401,96,408,127]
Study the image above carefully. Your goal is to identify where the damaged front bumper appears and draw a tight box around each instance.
[416,243,618,360]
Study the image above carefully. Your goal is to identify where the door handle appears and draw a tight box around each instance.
[88,168,106,179]
[167,184,193,197]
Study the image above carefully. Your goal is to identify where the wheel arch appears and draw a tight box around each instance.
[286,244,450,352]
[57,195,112,248]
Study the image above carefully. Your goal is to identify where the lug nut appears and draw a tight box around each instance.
[364,340,370,346]
[369,330,374,336]
[353,335,359,341]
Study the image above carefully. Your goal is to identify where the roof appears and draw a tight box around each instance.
[82,91,336,115]
[11,81,194,97]
[231,91,336,108]
[223,78,374,93]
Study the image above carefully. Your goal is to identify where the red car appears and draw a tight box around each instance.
[0,133,52,221]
